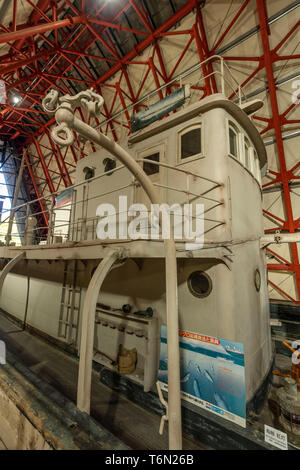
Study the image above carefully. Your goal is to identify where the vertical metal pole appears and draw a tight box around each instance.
[6,149,26,245]
[220,58,225,95]
[47,198,55,244]
[24,152,49,228]
[165,238,182,449]
[192,23,212,96]
[23,202,30,245]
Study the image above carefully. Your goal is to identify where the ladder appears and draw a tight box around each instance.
[58,260,82,345]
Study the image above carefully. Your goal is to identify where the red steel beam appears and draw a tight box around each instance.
[211,0,252,53]
[268,280,298,304]
[2,0,298,306]
[94,1,206,86]
[257,0,300,301]
[24,152,49,228]
[1,1,205,140]
[0,17,83,45]
[192,23,212,96]
[33,137,56,196]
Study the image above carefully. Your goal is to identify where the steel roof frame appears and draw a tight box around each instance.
[0,0,299,302]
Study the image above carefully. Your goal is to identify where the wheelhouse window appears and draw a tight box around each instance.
[179,126,202,160]
[254,150,261,185]
[244,137,250,169]
[83,166,95,180]
[103,158,116,175]
[143,152,160,176]
[228,120,261,186]
[229,122,239,159]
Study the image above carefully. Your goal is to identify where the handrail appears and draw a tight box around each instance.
[0,53,247,247]
[0,154,224,245]
[0,164,126,221]
[0,151,224,223]
[138,158,221,185]
[0,55,245,238]
[95,55,246,130]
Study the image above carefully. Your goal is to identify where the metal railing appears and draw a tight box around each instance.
[0,55,247,246]
[94,55,246,139]
[0,157,224,246]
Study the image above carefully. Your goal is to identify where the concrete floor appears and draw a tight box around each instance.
[0,313,206,450]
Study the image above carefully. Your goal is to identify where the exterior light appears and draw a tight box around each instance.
[11,95,21,105]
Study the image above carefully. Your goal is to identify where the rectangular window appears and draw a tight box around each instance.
[229,127,238,158]
[180,127,201,159]
[143,152,160,175]
[244,138,250,169]
[249,148,255,175]
[254,151,261,184]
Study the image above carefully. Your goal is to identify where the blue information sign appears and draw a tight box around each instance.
[158,326,246,427]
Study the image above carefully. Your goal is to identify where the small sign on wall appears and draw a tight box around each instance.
[264,424,288,450]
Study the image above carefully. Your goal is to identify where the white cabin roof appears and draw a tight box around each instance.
[128,93,267,169]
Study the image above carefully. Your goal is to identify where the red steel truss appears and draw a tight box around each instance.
[0,0,299,302]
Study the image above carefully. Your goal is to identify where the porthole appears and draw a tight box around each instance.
[103,158,116,175]
[188,271,212,298]
[83,166,95,180]
[254,268,261,292]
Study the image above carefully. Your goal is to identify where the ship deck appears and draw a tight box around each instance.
[0,310,205,450]
[0,239,231,262]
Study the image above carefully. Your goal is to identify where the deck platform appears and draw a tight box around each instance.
[0,311,205,450]
[0,239,231,262]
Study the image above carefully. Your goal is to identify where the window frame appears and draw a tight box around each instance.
[248,147,255,175]
[228,119,262,188]
[253,149,261,185]
[138,143,164,178]
[83,166,95,180]
[187,270,213,298]
[228,121,240,160]
[243,136,251,170]
[142,151,160,176]
[177,123,203,164]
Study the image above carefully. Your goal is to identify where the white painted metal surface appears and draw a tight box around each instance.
[0,63,277,449]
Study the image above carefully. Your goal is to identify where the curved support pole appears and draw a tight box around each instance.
[0,252,26,297]
[77,249,123,414]
[45,90,182,449]
[55,105,160,206]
